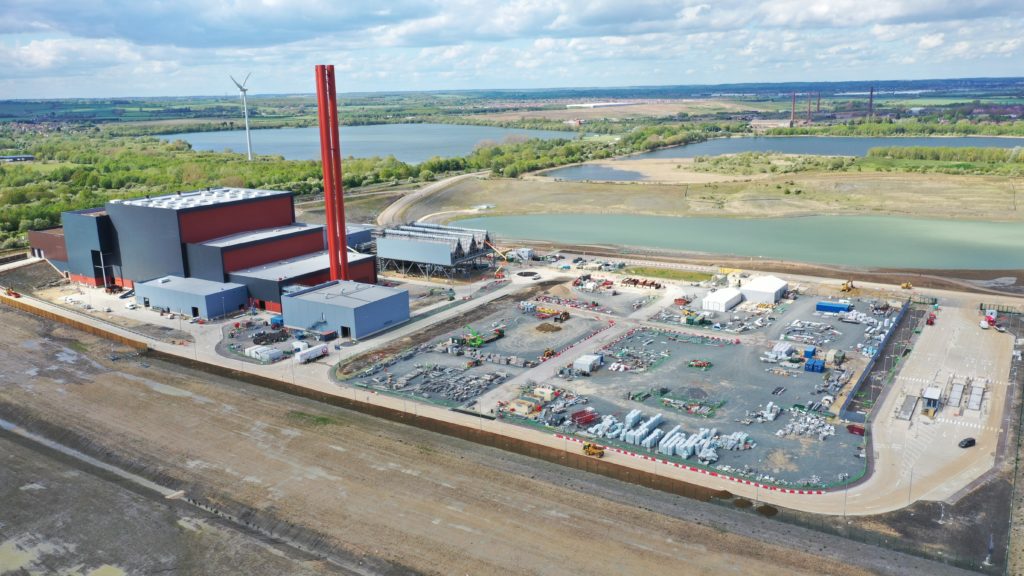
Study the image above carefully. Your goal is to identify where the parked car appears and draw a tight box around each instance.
[118,289,135,300]
[958,437,976,448]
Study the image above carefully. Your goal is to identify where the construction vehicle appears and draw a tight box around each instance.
[582,442,605,458]
[839,280,855,293]
[688,359,712,370]
[900,282,913,290]
[494,264,505,280]
[553,311,570,323]
[542,348,555,360]
[464,325,484,348]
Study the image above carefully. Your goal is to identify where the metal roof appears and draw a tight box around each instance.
[704,287,742,304]
[231,250,372,281]
[742,275,788,293]
[284,280,405,309]
[201,223,323,248]
[139,275,245,296]
[377,222,491,260]
[110,187,290,210]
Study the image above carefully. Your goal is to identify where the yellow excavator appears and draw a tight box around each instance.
[839,280,855,293]
[582,442,605,458]
[900,282,913,290]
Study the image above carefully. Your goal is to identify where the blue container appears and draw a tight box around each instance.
[804,346,816,358]
[816,301,852,313]
[270,315,284,328]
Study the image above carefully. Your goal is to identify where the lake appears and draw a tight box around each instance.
[541,164,648,181]
[459,214,1024,269]
[620,135,1024,160]
[169,124,574,164]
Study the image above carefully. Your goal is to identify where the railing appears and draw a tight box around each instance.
[838,299,912,423]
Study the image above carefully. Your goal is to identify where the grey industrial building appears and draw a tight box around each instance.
[228,250,375,304]
[281,280,410,339]
[375,222,493,279]
[135,276,249,320]
[29,187,408,339]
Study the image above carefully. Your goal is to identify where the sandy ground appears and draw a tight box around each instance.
[405,172,1024,223]
[474,100,780,122]
[0,433,341,576]
[532,158,763,184]
[0,304,976,576]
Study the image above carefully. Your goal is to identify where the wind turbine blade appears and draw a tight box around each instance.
[242,72,251,87]
[229,75,243,90]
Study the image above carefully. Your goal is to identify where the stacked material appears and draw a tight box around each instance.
[776,413,835,441]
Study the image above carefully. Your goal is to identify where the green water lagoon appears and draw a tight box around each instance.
[458,214,1024,269]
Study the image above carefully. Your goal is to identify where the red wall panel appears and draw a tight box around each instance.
[222,232,325,273]
[27,230,68,262]
[297,271,331,287]
[348,258,377,284]
[178,196,294,244]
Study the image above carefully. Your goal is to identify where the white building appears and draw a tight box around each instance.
[740,275,788,304]
[573,354,603,375]
[702,287,743,312]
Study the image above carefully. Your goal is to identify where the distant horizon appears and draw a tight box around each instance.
[2,75,1022,103]
[1,1,1021,99]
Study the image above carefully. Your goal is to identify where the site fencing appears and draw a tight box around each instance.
[838,299,912,423]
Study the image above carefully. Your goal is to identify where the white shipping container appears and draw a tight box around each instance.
[294,344,328,364]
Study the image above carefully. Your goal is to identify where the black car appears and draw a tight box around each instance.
[958,437,976,448]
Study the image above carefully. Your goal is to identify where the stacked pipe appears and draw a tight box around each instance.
[314,64,350,281]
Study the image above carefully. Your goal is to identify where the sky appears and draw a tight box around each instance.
[0,0,1021,99]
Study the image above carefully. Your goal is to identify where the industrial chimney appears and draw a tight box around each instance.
[315,65,350,281]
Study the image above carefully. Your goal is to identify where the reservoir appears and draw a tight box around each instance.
[619,136,1024,160]
[458,214,1024,269]
[170,124,575,164]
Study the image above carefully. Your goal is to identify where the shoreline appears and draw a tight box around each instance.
[480,237,1024,295]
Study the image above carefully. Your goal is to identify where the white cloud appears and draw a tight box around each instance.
[0,0,1021,97]
[918,33,945,50]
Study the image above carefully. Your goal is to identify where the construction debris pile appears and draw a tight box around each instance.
[379,364,509,403]
[535,294,613,314]
[662,396,724,418]
[738,401,782,425]
[782,319,843,347]
[424,327,537,367]
[775,412,836,441]
[620,277,663,289]
[598,328,736,374]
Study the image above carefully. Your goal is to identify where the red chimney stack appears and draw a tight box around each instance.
[315,65,349,281]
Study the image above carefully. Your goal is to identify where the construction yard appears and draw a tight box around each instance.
[345,307,607,407]
[0,303,949,576]
[1,250,1022,573]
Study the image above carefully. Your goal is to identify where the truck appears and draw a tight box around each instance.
[582,442,605,458]
[294,343,328,364]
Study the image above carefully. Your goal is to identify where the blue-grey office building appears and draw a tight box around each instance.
[135,276,249,320]
[281,280,409,339]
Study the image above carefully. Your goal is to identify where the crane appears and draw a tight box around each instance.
[485,240,511,279]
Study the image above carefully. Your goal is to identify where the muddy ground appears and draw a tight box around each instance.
[0,304,986,576]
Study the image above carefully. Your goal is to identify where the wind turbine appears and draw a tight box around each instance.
[230,73,254,160]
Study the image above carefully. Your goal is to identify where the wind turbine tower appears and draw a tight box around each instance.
[230,73,254,161]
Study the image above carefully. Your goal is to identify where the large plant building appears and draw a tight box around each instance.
[29,187,405,338]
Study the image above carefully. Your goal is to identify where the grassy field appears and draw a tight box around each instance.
[623,267,713,282]
[296,191,405,225]
[408,172,1024,223]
